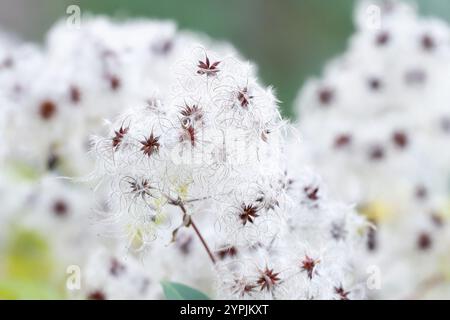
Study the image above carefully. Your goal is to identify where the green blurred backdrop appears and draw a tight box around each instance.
[1,0,450,118]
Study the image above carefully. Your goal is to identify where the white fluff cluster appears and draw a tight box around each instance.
[91,47,284,248]
[0,17,236,299]
[1,17,237,176]
[1,16,365,300]
[216,165,367,300]
[295,0,450,299]
[92,39,367,299]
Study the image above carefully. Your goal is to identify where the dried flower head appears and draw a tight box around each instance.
[257,267,281,292]
[140,132,160,157]
[112,126,129,150]
[197,55,220,76]
[237,87,253,108]
[239,203,260,225]
[39,100,57,120]
[335,286,350,300]
[301,255,319,280]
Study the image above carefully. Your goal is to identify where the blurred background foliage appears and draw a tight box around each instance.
[0,227,65,299]
[1,0,450,118]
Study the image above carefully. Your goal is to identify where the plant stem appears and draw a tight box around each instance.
[190,218,217,264]
[168,196,217,264]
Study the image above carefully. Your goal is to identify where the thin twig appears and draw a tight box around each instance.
[167,195,216,264]
[190,219,217,264]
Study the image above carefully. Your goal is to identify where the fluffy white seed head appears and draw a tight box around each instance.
[295,0,450,299]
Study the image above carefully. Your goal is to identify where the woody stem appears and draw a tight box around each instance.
[190,219,217,264]
[168,197,216,264]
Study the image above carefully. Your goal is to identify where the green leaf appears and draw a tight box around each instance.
[161,281,210,300]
